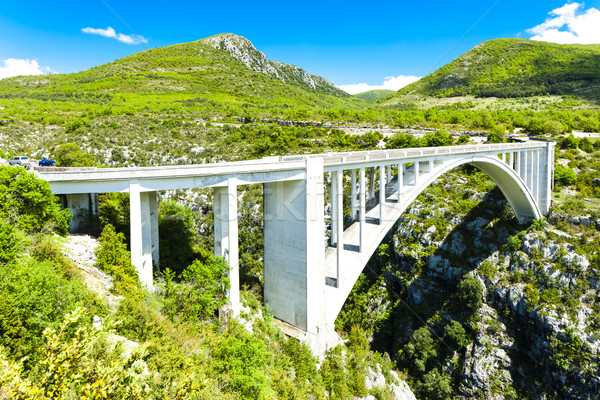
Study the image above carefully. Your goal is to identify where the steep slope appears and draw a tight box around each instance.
[203,33,346,97]
[0,33,363,110]
[393,38,600,99]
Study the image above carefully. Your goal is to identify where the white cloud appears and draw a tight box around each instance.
[0,58,51,80]
[528,2,600,44]
[338,75,421,95]
[81,26,148,45]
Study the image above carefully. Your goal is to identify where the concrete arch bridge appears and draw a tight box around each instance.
[38,140,555,353]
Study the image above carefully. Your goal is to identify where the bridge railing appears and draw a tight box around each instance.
[280,141,550,168]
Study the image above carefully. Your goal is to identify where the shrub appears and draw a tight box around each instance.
[401,326,437,374]
[161,256,230,323]
[0,308,152,399]
[0,166,71,234]
[95,224,139,295]
[214,332,271,399]
[555,165,578,186]
[0,257,103,367]
[0,218,24,264]
[159,199,202,275]
[53,142,97,167]
[415,368,453,400]
[456,275,484,317]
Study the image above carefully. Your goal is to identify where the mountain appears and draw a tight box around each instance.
[353,89,395,104]
[0,33,363,110]
[393,38,600,99]
[203,33,345,97]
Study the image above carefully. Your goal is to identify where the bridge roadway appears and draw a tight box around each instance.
[37,140,555,354]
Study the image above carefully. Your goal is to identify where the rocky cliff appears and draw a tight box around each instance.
[337,164,600,399]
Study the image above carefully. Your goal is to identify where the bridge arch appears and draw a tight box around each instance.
[403,155,542,223]
[322,152,547,338]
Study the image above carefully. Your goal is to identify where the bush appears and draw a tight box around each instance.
[0,218,24,264]
[555,165,578,186]
[401,326,437,374]
[456,275,484,317]
[0,308,152,399]
[161,256,230,323]
[415,368,453,400]
[53,142,97,167]
[214,332,271,399]
[561,134,579,149]
[159,199,202,275]
[0,166,71,234]
[0,257,103,367]
[95,224,139,295]
[99,192,130,238]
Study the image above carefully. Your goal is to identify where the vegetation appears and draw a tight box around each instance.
[353,89,396,104]
[2,33,600,399]
[396,38,600,99]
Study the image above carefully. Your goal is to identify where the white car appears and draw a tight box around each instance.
[9,156,30,166]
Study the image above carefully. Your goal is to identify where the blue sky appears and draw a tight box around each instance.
[1,1,600,93]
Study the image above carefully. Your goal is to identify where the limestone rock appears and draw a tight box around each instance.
[458,304,514,399]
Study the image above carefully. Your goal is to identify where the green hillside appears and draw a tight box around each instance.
[0,33,366,114]
[353,89,395,104]
[395,38,600,99]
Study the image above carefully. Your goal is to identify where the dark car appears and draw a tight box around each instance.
[38,157,56,167]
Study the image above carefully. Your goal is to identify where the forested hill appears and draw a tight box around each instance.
[0,33,364,111]
[393,38,600,99]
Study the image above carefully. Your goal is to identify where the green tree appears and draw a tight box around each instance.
[401,326,437,374]
[561,134,579,149]
[456,275,484,317]
[99,192,130,239]
[424,130,453,147]
[486,130,507,144]
[415,368,453,400]
[0,166,70,234]
[161,256,230,323]
[95,224,139,295]
[53,142,97,167]
[386,132,420,149]
[555,165,578,186]
[443,319,469,350]
[159,200,202,275]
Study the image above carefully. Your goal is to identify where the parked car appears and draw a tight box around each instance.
[38,157,56,167]
[9,156,29,166]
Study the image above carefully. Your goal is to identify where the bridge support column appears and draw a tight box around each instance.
[369,168,375,202]
[264,158,333,353]
[129,184,158,288]
[520,151,527,182]
[350,169,357,221]
[214,179,240,315]
[386,165,391,184]
[359,167,366,252]
[538,142,555,214]
[414,161,420,186]
[335,170,344,286]
[330,171,338,246]
[398,163,403,203]
[533,150,540,204]
[379,166,385,224]
[527,151,534,191]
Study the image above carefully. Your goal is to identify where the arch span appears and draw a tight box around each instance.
[324,154,543,327]
[410,155,542,223]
